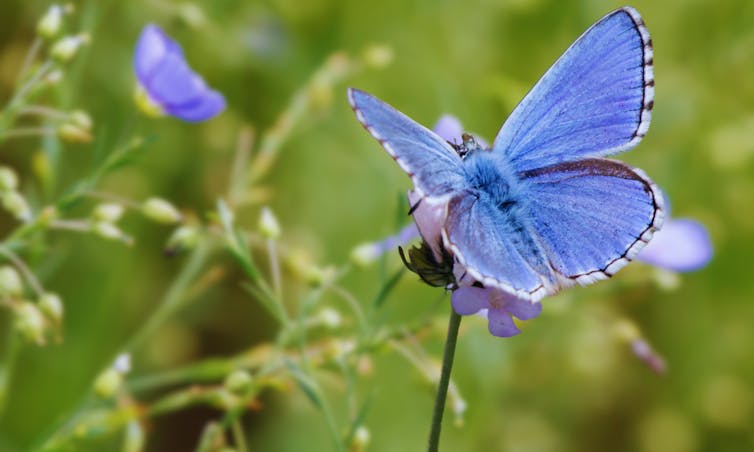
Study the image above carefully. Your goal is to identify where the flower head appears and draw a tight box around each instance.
[134,24,225,122]
[636,218,712,272]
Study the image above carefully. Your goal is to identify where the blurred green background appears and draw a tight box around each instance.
[1,0,753,451]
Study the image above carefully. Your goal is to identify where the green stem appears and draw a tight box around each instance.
[0,331,20,417]
[125,239,212,352]
[427,308,462,452]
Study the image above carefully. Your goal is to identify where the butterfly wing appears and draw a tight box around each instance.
[522,158,664,284]
[348,88,467,200]
[493,7,654,172]
[441,193,556,302]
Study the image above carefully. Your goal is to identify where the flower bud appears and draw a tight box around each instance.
[350,242,380,267]
[50,33,89,62]
[316,307,341,329]
[44,69,64,86]
[14,302,46,344]
[350,426,371,452]
[2,191,32,222]
[303,265,336,287]
[57,123,92,143]
[113,353,132,374]
[142,198,182,224]
[37,5,64,39]
[0,167,19,192]
[258,207,280,239]
[164,225,200,255]
[69,110,93,130]
[177,3,207,28]
[0,269,22,298]
[362,44,393,69]
[94,367,122,399]
[92,221,132,244]
[38,292,63,324]
[92,203,124,223]
[224,369,253,396]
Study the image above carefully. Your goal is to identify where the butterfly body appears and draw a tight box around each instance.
[349,7,663,302]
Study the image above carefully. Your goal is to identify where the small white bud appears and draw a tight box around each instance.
[317,307,341,329]
[37,5,65,39]
[351,426,371,451]
[69,110,93,130]
[113,353,132,374]
[94,368,122,399]
[0,266,24,299]
[362,44,393,69]
[224,369,253,396]
[92,221,132,244]
[177,3,207,28]
[44,69,64,86]
[258,207,280,239]
[92,203,124,223]
[14,302,46,344]
[350,242,380,267]
[0,167,19,192]
[50,33,89,62]
[165,225,200,255]
[38,292,64,324]
[142,198,182,224]
[57,123,92,143]
[2,191,32,222]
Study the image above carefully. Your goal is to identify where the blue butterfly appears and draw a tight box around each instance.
[348,7,664,302]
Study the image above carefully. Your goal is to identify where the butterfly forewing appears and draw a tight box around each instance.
[493,7,654,173]
[348,88,467,201]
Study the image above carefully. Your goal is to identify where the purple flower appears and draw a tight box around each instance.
[451,286,542,337]
[636,218,712,272]
[134,24,225,122]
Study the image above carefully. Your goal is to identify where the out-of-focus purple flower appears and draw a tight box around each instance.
[636,218,713,272]
[133,24,225,122]
[631,338,667,375]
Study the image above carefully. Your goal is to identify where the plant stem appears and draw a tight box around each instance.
[125,239,212,352]
[427,308,462,452]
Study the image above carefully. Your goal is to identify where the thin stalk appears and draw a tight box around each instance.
[125,240,212,352]
[427,309,462,452]
[231,420,249,452]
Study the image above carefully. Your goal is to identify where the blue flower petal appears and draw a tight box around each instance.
[451,286,488,315]
[433,115,464,144]
[134,24,183,82]
[637,218,713,272]
[486,308,520,338]
[167,90,226,122]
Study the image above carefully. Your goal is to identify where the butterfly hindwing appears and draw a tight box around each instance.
[521,158,664,284]
[441,193,555,301]
[348,88,467,200]
[493,7,654,172]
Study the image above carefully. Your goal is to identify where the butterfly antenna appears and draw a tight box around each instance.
[408,199,422,215]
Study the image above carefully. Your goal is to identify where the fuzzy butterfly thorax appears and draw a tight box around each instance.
[463,150,525,217]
